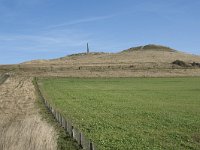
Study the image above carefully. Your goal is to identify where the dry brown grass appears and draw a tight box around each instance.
[24,49,200,65]
[1,45,200,77]
[0,76,57,150]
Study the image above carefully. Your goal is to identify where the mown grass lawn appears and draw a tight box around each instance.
[38,77,200,150]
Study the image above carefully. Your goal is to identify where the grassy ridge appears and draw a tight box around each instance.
[38,77,200,150]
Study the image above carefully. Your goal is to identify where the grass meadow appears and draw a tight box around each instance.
[38,77,200,150]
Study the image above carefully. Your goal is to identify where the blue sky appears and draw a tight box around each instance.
[0,0,200,64]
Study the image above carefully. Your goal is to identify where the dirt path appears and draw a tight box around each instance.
[0,75,57,150]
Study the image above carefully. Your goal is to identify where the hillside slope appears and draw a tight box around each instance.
[23,44,200,65]
[1,44,200,77]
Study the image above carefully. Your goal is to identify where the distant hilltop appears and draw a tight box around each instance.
[21,44,200,66]
[1,43,200,77]
[122,44,176,53]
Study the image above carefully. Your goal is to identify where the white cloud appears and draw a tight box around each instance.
[0,29,91,52]
[47,15,116,29]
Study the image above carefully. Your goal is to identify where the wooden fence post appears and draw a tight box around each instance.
[79,132,83,148]
[64,119,68,130]
[61,116,64,127]
[90,141,94,150]
[72,125,74,138]
[55,111,58,121]
[58,112,60,123]
[59,113,62,125]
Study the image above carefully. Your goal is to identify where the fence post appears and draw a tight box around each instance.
[79,132,83,148]
[56,111,58,121]
[72,125,74,138]
[52,108,55,117]
[59,113,62,125]
[57,112,60,122]
[61,116,64,127]
[50,106,53,114]
[64,119,68,130]
[90,141,94,150]
[55,111,58,121]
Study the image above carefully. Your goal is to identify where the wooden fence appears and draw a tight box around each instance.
[0,73,10,85]
[34,78,97,150]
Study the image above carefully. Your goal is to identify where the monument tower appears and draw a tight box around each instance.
[87,43,89,54]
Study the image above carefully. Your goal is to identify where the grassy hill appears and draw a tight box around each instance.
[23,44,200,65]
[1,44,200,77]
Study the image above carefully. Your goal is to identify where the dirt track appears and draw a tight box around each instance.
[0,75,57,150]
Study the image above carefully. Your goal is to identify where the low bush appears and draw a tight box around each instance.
[191,62,200,67]
[172,60,188,67]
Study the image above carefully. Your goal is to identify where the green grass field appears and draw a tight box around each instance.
[38,77,200,150]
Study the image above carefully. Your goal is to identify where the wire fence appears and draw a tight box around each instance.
[34,78,97,150]
[0,73,10,85]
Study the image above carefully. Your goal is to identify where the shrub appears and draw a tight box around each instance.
[172,60,188,67]
[191,62,200,67]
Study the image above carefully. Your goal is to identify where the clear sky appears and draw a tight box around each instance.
[0,0,200,64]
